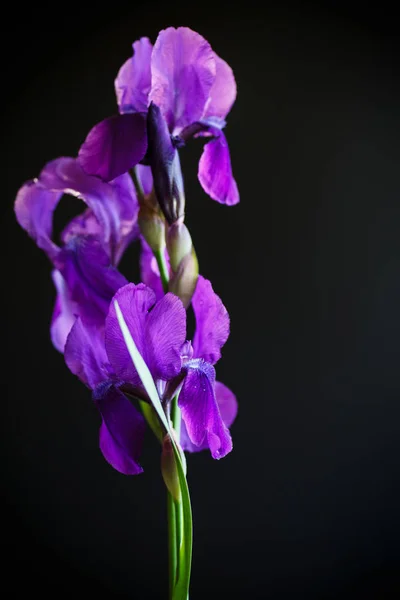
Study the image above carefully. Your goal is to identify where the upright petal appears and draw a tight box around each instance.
[150,27,216,133]
[50,270,79,353]
[180,379,237,453]
[105,283,156,387]
[14,179,61,261]
[178,359,233,459]
[58,236,128,326]
[192,276,230,365]
[203,54,237,120]
[115,37,153,114]
[78,113,147,181]
[198,128,239,206]
[94,381,145,475]
[65,317,110,389]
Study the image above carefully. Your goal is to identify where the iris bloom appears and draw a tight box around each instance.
[65,276,237,474]
[78,26,239,208]
[14,157,137,350]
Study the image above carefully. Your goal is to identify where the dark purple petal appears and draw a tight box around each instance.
[149,27,216,133]
[14,179,61,261]
[145,292,186,381]
[178,359,232,459]
[50,270,79,353]
[105,283,156,387]
[39,157,139,264]
[94,381,145,475]
[58,236,128,326]
[204,54,237,120]
[115,37,153,114]
[78,113,147,181]
[140,238,167,301]
[198,128,239,206]
[65,317,110,389]
[192,275,230,365]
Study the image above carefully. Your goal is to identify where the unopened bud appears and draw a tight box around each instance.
[138,204,166,253]
[166,221,192,271]
[161,434,181,501]
[169,247,199,308]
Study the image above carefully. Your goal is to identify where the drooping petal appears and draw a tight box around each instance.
[14,179,61,261]
[192,275,230,365]
[180,380,237,453]
[198,127,239,206]
[94,381,145,475]
[139,238,166,301]
[145,292,186,381]
[58,236,128,326]
[150,27,216,133]
[115,37,153,114]
[78,113,147,181]
[105,283,156,387]
[203,54,237,120]
[178,359,233,459]
[50,270,79,353]
[65,317,110,389]
[39,157,139,263]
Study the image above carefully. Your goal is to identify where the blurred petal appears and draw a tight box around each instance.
[150,27,216,132]
[192,275,229,365]
[14,179,61,261]
[139,238,166,301]
[58,236,127,326]
[179,359,232,459]
[135,164,153,196]
[115,37,153,113]
[50,270,78,353]
[78,113,147,181]
[65,317,110,389]
[204,54,237,120]
[94,381,145,475]
[198,128,239,206]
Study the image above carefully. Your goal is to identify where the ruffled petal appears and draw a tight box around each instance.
[78,113,147,181]
[178,359,232,459]
[180,380,237,453]
[64,317,110,389]
[115,37,153,114]
[105,283,156,387]
[203,54,237,120]
[149,27,216,133]
[14,179,61,261]
[58,236,127,326]
[50,270,79,353]
[198,128,239,206]
[94,381,145,475]
[192,275,230,365]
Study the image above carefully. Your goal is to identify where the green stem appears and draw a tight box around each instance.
[130,166,145,203]
[154,248,170,293]
[167,492,178,598]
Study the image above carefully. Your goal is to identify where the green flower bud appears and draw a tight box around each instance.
[138,204,166,253]
[166,221,192,271]
[169,247,199,308]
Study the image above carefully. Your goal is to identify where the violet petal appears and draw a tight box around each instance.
[115,37,153,114]
[198,127,239,206]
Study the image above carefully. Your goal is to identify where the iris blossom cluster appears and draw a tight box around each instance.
[15,27,239,479]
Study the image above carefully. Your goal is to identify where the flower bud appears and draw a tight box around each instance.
[169,247,199,308]
[161,434,181,502]
[166,221,192,272]
[138,204,166,253]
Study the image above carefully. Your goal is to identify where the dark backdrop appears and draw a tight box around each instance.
[3,2,400,598]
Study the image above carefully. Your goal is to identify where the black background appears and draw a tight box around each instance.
[3,1,400,598]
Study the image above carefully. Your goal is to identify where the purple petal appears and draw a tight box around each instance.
[198,128,239,206]
[94,382,145,475]
[192,275,230,365]
[149,27,216,133]
[105,283,156,387]
[65,317,110,389]
[180,379,237,453]
[115,37,153,114]
[135,164,153,196]
[204,54,237,120]
[140,238,167,301]
[14,179,61,261]
[50,270,79,353]
[78,113,147,181]
[39,157,139,264]
[58,236,128,326]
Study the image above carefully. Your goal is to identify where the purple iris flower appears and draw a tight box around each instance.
[14,157,138,351]
[78,26,239,207]
[64,276,237,475]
